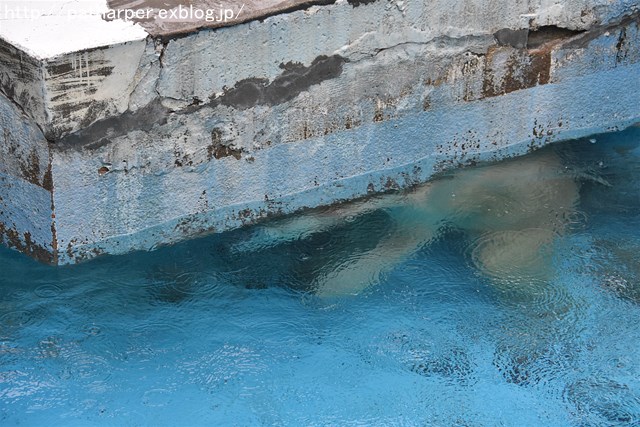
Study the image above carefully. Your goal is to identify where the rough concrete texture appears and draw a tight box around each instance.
[0,0,639,263]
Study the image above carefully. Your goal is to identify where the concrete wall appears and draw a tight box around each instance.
[0,91,55,262]
[0,0,639,263]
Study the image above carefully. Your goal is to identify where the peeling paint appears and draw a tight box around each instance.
[0,222,53,263]
[208,128,243,160]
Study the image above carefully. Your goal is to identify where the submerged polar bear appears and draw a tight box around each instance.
[233,148,581,297]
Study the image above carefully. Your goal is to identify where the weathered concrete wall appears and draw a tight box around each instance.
[0,0,639,263]
[0,91,55,263]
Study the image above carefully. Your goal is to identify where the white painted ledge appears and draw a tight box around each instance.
[0,0,147,59]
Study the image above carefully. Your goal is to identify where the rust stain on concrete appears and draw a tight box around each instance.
[482,47,551,98]
[0,222,54,264]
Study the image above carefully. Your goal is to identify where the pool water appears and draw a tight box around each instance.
[1,127,640,426]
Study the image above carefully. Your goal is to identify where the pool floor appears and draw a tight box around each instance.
[1,127,640,426]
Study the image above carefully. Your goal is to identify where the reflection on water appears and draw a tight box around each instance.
[1,126,640,426]
[228,148,581,297]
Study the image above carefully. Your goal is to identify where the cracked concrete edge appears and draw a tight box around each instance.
[0,0,637,140]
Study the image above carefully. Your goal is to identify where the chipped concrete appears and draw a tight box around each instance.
[0,0,639,263]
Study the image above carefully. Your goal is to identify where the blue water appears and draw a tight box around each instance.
[2,127,640,426]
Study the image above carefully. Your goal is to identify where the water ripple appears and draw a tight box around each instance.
[55,342,112,382]
[564,377,640,427]
[33,284,63,299]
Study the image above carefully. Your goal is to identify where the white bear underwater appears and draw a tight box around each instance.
[232,148,582,297]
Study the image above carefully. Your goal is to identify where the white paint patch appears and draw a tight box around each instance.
[0,0,148,59]
[44,40,150,133]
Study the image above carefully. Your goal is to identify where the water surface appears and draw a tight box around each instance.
[1,127,640,426]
